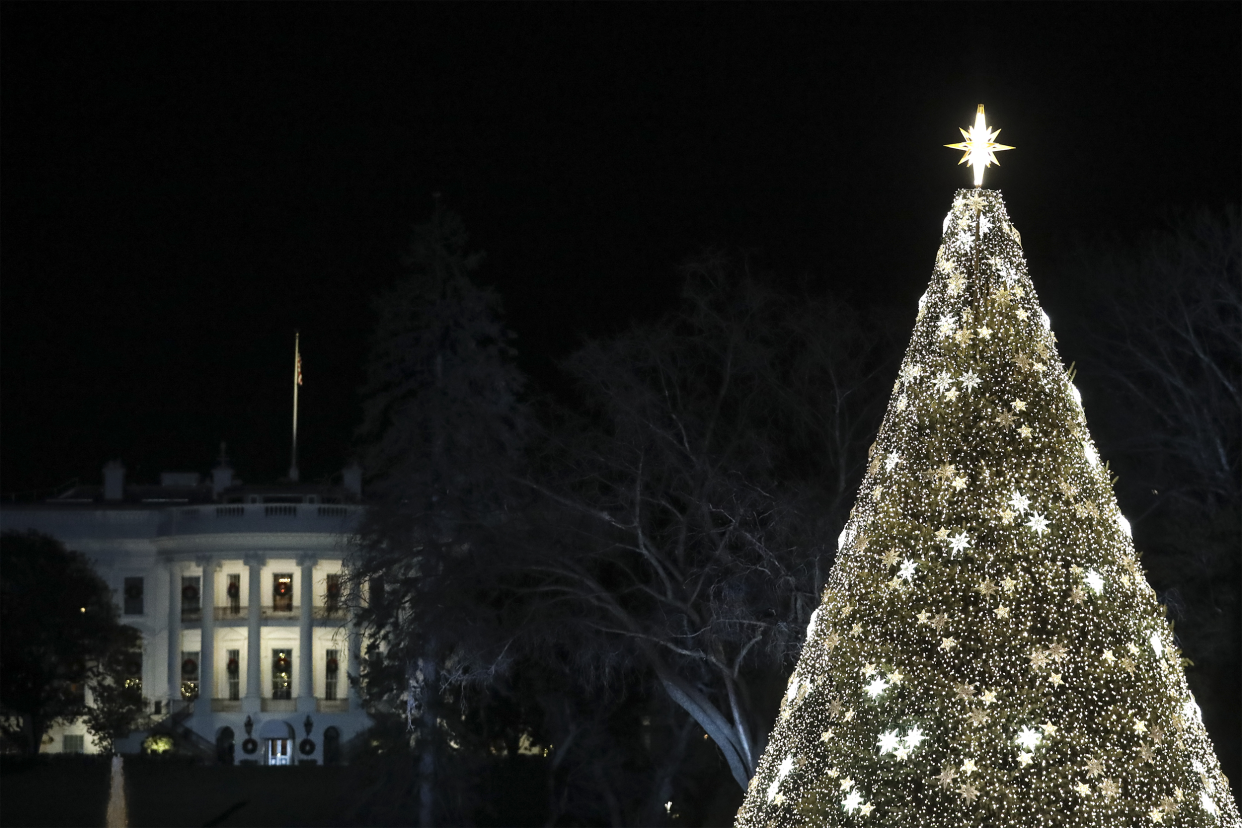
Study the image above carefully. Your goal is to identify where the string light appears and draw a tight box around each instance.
[735,186,1241,827]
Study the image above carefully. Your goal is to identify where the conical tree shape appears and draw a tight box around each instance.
[736,190,1240,827]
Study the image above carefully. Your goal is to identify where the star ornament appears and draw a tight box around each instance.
[945,105,1015,186]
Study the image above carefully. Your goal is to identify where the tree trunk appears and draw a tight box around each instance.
[418,656,436,827]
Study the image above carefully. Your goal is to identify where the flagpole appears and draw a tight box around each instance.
[290,331,300,482]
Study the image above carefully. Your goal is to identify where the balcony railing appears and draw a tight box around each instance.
[261,699,296,713]
[158,503,362,536]
[179,605,349,624]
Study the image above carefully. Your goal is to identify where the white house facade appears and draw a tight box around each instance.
[0,458,372,765]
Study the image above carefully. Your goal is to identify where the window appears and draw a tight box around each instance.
[271,649,292,699]
[323,727,341,766]
[63,735,85,754]
[325,574,341,613]
[181,650,199,700]
[181,576,201,614]
[273,574,293,612]
[226,649,240,701]
[325,649,340,700]
[123,577,144,615]
[226,574,241,615]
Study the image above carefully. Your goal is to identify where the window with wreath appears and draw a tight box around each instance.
[324,648,340,700]
[180,650,199,700]
[123,577,144,615]
[226,648,241,700]
[226,573,241,615]
[272,574,293,612]
[271,649,292,699]
[181,575,201,615]
[124,652,143,693]
[325,573,341,614]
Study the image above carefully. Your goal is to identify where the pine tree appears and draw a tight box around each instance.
[735,189,1241,827]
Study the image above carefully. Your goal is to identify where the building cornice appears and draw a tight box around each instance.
[155,532,353,559]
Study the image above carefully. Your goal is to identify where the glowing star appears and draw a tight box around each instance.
[981,690,997,705]
[977,325,993,340]
[898,559,917,580]
[961,758,978,776]
[1010,491,1031,514]
[859,803,875,816]
[866,677,890,699]
[1201,791,1219,816]
[842,790,864,813]
[1016,726,1042,751]
[1085,569,1105,594]
[885,452,901,472]
[952,475,968,491]
[945,105,1015,187]
[776,755,795,780]
[995,605,1010,619]
[1018,751,1034,766]
[1018,425,1033,439]
[961,370,981,391]
[903,726,926,749]
[1026,513,1050,535]
[1075,782,1092,796]
[938,314,957,337]
[1150,631,1165,657]
[877,729,901,754]
[933,372,954,393]
[948,531,972,555]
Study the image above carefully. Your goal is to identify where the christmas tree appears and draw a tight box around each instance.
[736,109,1241,827]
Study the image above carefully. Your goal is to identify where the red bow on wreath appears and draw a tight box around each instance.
[181,658,198,676]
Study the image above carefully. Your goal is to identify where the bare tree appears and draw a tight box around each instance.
[498,255,893,791]
[1074,206,1240,787]
[1083,207,1240,515]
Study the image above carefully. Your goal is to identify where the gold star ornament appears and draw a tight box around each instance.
[946,105,1015,187]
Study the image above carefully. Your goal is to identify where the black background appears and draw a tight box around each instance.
[3,4,1239,492]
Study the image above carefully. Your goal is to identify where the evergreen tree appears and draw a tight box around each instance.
[736,190,1241,827]
[352,203,527,826]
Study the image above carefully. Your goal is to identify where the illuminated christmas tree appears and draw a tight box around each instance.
[736,108,1241,828]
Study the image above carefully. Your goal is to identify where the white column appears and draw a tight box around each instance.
[167,561,182,708]
[197,556,216,707]
[244,554,265,712]
[347,577,362,711]
[297,554,317,712]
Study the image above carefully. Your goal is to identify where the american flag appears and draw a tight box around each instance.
[296,352,303,386]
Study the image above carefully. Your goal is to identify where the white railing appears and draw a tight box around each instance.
[159,503,362,535]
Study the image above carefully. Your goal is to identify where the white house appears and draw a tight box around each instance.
[0,455,372,765]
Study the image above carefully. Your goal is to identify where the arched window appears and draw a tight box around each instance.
[323,727,341,766]
[216,727,235,765]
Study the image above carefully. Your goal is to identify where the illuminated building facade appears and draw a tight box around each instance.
[0,456,372,765]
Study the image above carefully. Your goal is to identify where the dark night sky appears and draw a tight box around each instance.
[2,4,1239,493]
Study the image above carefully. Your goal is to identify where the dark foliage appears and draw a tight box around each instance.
[0,531,146,756]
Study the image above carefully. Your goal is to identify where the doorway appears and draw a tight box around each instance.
[267,738,291,766]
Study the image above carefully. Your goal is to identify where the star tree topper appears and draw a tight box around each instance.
[945,104,1014,187]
